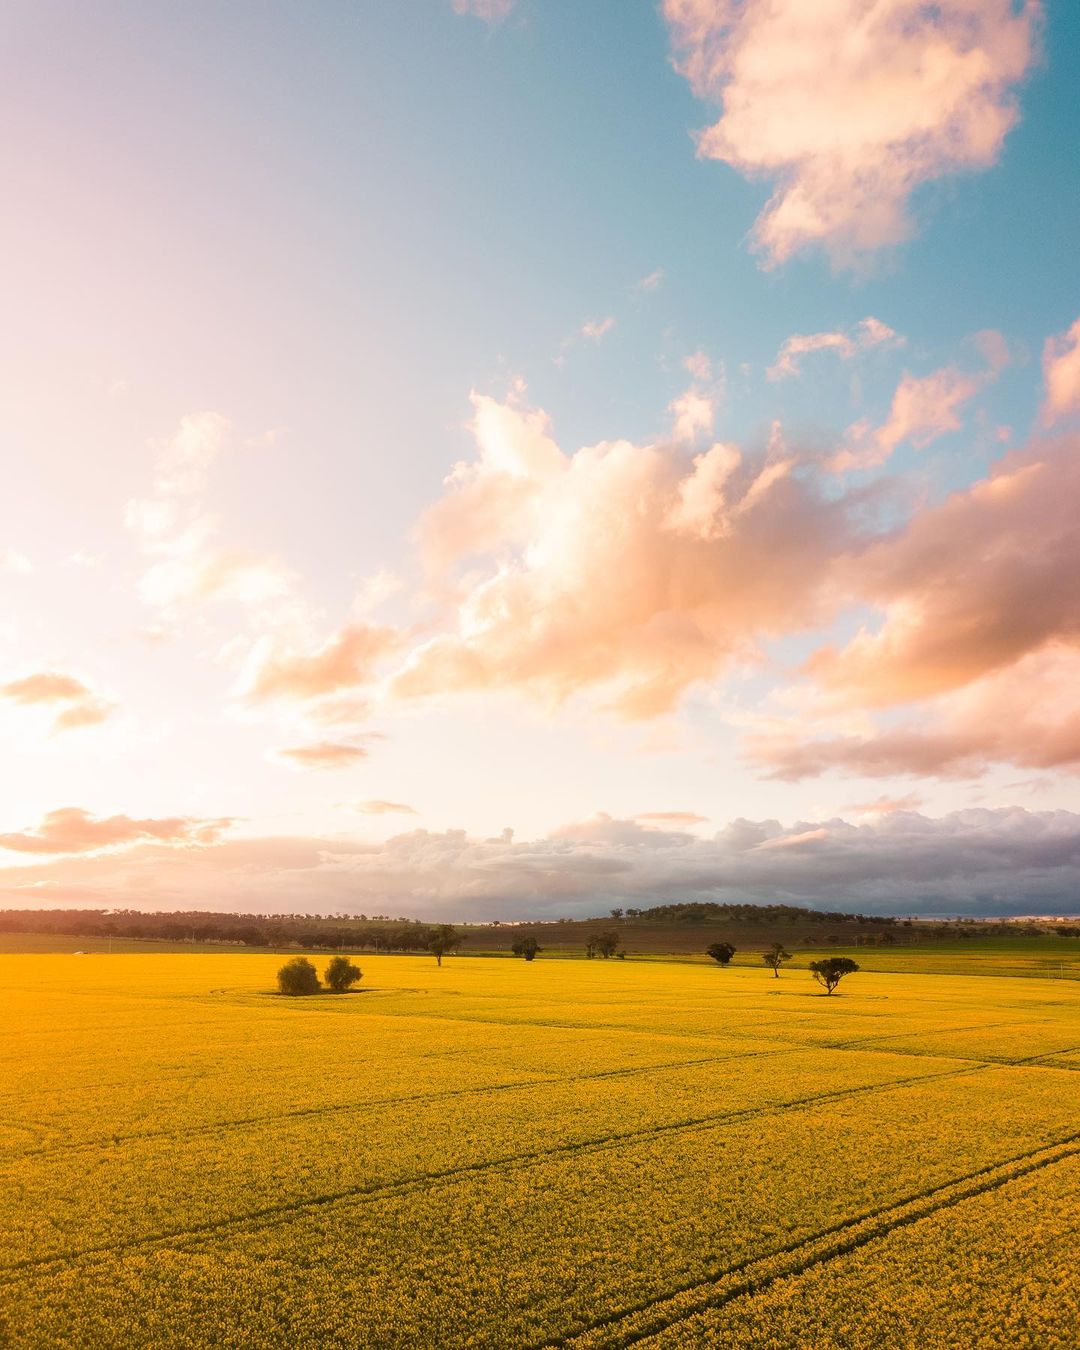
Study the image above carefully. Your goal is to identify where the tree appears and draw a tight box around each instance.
[706,942,736,966]
[324,956,362,992]
[277,957,320,996]
[586,930,622,959]
[809,957,860,995]
[762,943,792,979]
[428,924,463,967]
[511,936,541,961]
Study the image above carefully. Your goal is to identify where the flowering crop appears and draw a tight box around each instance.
[0,954,1077,1347]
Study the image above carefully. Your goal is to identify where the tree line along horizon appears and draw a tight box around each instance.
[2,901,1070,952]
[276,928,860,996]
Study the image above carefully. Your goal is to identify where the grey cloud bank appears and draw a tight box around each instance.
[4,807,1080,920]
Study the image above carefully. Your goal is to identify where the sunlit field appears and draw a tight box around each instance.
[2,953,1079,1347]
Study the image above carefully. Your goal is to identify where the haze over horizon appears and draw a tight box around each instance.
[4,0,1080,917]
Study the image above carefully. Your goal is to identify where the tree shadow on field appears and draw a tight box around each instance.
[260,988,378,1001]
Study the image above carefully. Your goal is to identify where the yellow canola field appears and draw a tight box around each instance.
[1,953,1078,1348]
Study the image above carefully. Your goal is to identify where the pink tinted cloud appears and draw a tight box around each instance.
[51,698,112,733]
[451,0,515,21]
[127,413,296,617]
[393,389,858,718]
[247,623,400,703]
[1042,317,1080,425]
[664,0,1040,266]
[749,426,1080,781]
[0,807,233,855]
[636,811,709,826]
[767,316,899,380]
[755,645,1080,781]
[805,437,1080,711]
[1,672,89,704]
[843,793,924,816]
[274,741,370,770]
[1,671,114,735]
[831,338,1007,473]
[355,800,418,816]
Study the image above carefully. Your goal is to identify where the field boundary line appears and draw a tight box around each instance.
[539,1134,1080,1350]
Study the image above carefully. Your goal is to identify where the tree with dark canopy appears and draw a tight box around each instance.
[324,956,362,992]
[762,943,792,978]
[808,957,860,995]
[706,942,736,966]
[586,930,622,959]
[277,957,321,996]
[428,924,464,967]
[511,936,541,961]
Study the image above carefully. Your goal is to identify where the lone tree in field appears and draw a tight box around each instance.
[586,930,622,959]
[324,956,362,992]
[706,942,736,966]
[428,924,463,967]
[512,935,541,961]
[762,943,792,979]
[277,956,321,996]
[809,957,860,995]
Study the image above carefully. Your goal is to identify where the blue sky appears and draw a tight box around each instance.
[2,0,1080,915]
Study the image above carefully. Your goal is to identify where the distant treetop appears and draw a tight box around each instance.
[609,902,890,925]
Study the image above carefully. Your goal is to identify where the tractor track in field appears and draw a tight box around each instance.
[0,1059,1006,1283]
[5,1024,1074,1168]
[537,1134,1080,1350]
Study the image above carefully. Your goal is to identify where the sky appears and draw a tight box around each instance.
[3,0,1080,918]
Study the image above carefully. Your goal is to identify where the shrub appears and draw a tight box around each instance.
[277,957,321,996]
[324,956,362,992]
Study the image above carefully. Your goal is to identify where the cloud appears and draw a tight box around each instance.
[669,349,724,443]
[664,0,1041,266]
[767,316,900,380]
[0,807,233,856]
[0,671,114,735]
[734,420,1080,780]
[581,316,615,342]
[126,414,296,617]
[830,338,1007,472]
[245,623,400,704]
[669,389,716,443]
[0,549,32,575]
[806,437,1080,710]
[636,269,666,292]
[50,698,113,733]
[2,672,89,704]
[451,0,515,21]
[273,741,371,770]
[683,350,712,382]
[556,317,617,365]
[753,644,1080,781]
[393,387,858,718]
[636,811,709,826]
[150,411,231,497]
[843,793,924,816]
[355,800,418,816]
[1042,317,1080,425]
[8,807,1080,917]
